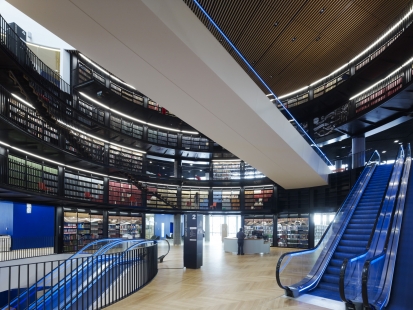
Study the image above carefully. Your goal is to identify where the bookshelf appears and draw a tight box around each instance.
[212,188,240,211]
[110,115,144,140]
[78,98,104,124]
[109,180,142,206]
[213,161,241,180]
[64,171,104,201]
[181,188,209,210]
[148,128,178,147]
[182,135,209,151]
[8,96,59,146]
[244,216,274,243]
[109,81,144,106]
[8,155,58,194]
[244,186,274,210]
[63,212,78,252]
[277,216,309,248]
[108,145,143,174]
[70,130,105,163]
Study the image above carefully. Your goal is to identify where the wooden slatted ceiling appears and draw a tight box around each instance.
[183,0,412,96]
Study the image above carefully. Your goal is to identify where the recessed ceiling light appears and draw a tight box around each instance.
[336,156,340,158]
[341,146,346,149]
[394,140,399,143]
[149,161,152,163]
[273,21,279,27]
[382,151,386,153]
[162,167,165,169]
[270,75,273,78]
[320,8,325,14]
[291,37,297,42]
[399,142,403,144]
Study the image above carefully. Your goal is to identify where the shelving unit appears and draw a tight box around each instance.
[277,216,309,248]
[182,135,209,151]
[69,130,105,163]
[244,216,274,244]
[109,180,142,206]
[212,161,241,180]
[8,155,58,194]
[64,172,104,201]
[8,96,59,146]
[181,187,209,210]
[148,129,178,147]
[63,214,77,252]
[78,98,104,124]
[108,145,143,174]
[110,115,144,140]
[212,188,240,211]
[244,186,274,210]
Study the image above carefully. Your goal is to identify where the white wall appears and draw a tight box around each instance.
[0,0,74,82]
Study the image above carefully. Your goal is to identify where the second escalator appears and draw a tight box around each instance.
[308,164,393,301]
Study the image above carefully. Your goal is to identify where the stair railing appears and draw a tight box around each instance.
[339,145,405,308]
[276,151,380,297]
[361,143,411,309]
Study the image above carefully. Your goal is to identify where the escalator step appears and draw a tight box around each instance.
[341,234,369,241]
[326,266,341,275]
[336,245,365,253]
[317,282,340,292]
[321,274,339,284]
[339,239,368,247]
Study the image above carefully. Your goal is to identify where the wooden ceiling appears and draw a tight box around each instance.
[183,0,412,96]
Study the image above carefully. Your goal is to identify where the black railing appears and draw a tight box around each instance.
[0,241,158,309]
[0,236,54,262]
[0,14,70,95]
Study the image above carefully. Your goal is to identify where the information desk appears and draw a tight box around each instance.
[224,237,270,254]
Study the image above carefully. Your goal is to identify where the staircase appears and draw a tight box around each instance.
[308,164,393,300]
[123,172,178,209]
[8,70,95,161]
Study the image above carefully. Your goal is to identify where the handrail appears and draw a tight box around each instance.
[339,145,404,305]
[0,14,70,94]
[275,150,380,297]
[361,143,411,309]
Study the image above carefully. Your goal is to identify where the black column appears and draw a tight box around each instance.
[58,166,65,197]
[102,211,108,238]
[183,214,203,269]
[54,206,64,253]
[103,177,109,204]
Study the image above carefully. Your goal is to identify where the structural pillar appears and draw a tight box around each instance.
[204,214,210,242]
[173,213,182,245]
[352,134,365,169]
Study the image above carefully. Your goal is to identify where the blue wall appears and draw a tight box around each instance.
[154,214,174,238]
[0,202,55,250]
[0,201,14,235]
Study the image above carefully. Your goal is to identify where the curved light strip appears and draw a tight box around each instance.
[79,92,198,135]
[11,93,35,108]
[57,120,146,154]
[281,4,413,97]
[192,0,332,166]
[349,56,413,100]
[0,141,127,180]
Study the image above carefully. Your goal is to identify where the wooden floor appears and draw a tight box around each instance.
[106,241,334,310]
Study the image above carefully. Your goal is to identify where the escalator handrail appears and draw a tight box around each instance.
[339,145,404,303]
[276,151,379,295]
[32,239,151,309]
[361,143,411,309]
[60,240,156,310]
[1,238,121,310]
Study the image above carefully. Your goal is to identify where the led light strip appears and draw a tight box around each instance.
[79,92,198,135]
[349,56,413,100]
[0,141,127,180]
[192,0,333,166]
[279,4,413,98]
[11,93,35,108]
[211,159,241,162]
[57,120,146,154]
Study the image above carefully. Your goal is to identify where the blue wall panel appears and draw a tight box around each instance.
[12,203,54,249]
[0,201,14,235]
[154,214,173,238]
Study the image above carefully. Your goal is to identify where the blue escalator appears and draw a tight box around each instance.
[308,164,393,301]
[386,158,413,309]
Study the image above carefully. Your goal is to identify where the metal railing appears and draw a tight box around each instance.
[0,236,54,262]
[275,151,380,297]
[0,14,70,95]
[361,143,411,309]
[0,239,158,309]
[339,145,405,306]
